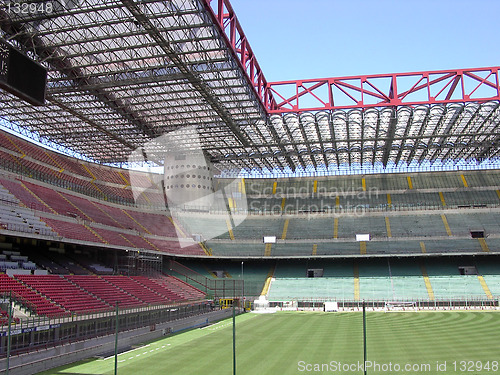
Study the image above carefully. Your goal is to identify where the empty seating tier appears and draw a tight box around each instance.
[102,276,170,305]
[65,275,143,308]
[1,273,207,318]
[131,276,185,301]
[0,274,68,317]
[17,275,111,314]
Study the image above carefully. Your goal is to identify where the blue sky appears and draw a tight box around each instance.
[229,0,500,82]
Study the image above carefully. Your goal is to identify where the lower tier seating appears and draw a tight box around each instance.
[0,273,206,318]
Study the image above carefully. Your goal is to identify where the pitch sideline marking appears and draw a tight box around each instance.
[101,344,151,360]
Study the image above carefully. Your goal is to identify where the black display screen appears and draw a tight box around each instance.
[0,40,47,106]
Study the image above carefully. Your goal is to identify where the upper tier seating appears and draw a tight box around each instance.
[0,130,164,205]
[245,170,500,197]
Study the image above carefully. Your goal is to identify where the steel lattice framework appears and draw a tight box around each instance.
[0,0,499,173]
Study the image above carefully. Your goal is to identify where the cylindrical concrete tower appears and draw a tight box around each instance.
[163,152,215,210]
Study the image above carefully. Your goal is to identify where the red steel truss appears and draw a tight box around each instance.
[201,2,500,115]
[204,0,270,108]
[265,67,500,113]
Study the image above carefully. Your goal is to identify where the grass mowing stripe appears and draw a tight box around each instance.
[37,313,257,375]
[37,311,500,375]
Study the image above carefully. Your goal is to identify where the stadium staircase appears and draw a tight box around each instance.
[353,264,360,300]
[477,276,493,299]
[260,265,275,296]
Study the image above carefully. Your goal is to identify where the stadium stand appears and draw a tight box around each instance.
[16,275,111,314]
[0,171,205,256]
[149,276,206,300]
[1,270,206,320]
[263,258,498,303]
[65,275,144,308]
[1,135,499,275]
[0,2,498,370]
[131,276,186,301]
[1,127,499,261]
[102,275,172,305]
[0,131,168,206]
[0,274,68,317]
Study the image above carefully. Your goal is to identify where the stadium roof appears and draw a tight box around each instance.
[0,0,499,173]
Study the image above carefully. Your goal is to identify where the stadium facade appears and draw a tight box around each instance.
[0,0,499,373]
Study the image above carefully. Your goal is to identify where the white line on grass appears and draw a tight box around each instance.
[100,336,173,362]
[101,344,151,360]
[201,320,233,331]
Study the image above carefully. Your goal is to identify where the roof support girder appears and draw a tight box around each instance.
[265,67,500,113]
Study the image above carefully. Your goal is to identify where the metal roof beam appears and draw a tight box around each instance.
[393,108,414,166]
[381,107,397,167]
[0,18,158,146]
[120,0,251,148]
[239,130,500,151]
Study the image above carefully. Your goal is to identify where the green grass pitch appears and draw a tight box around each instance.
[38,310,500,374]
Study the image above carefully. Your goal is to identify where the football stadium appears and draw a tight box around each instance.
[0,0,499,374]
